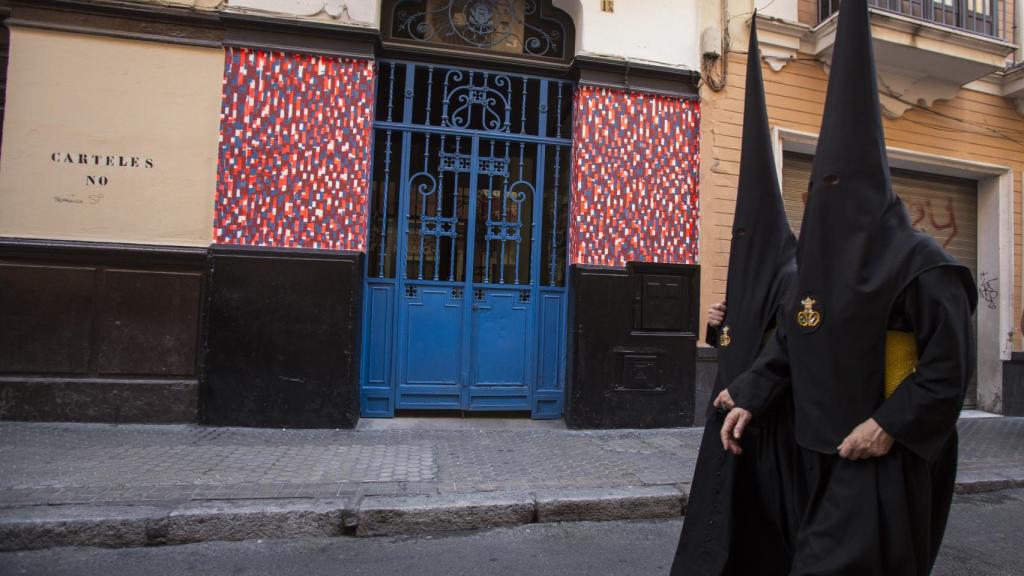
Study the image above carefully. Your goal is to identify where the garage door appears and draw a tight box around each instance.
[781,152,978,405]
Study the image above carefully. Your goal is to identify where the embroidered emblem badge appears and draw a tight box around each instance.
[796,296,822,329]
[719,325,732,348]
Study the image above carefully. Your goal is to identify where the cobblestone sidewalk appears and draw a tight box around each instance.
[0,417,1020,508]
[0,420,704,507]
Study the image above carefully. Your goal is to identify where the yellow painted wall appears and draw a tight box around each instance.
[0,28,223,247]
[798,0,816,25]
[698,51,1024,346]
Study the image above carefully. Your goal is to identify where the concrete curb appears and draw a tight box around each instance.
[357,491,535,537]
[0,486,687,550]
[953,478,1024,495]
[162,498,352,545]
[0,477,1019,551]
[534,486,685,523]
[0,505,158,551]
[0,499,353,552]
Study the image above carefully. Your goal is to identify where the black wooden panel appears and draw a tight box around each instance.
[0,239,206,424]
[0,378,198,423]
[641,274,684,331]
[693,346,719,427]
[1003,353,1024,417]
[630,261,699,334]
[202,245,363,428]
[0,263,96,373]
[565,263,699,429]
[96,270,202,376]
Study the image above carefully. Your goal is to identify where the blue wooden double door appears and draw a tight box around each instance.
[361,61,571,418]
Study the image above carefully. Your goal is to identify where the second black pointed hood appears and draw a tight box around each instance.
[786,0,977,454]
[711,16,797,399]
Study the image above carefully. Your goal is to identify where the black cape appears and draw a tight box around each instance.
[670,17,801,576]
[729,0,977,574]
[773,0,976,457]
[734,268,974,575]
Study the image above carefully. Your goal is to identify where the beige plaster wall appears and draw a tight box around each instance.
[0,28,223,247]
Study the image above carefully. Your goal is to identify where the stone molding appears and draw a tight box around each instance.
[752,9,1021,118]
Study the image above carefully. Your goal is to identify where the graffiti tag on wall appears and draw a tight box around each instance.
[907,197,958,250]
[979,272,998,310]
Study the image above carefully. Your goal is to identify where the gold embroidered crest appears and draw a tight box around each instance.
[796,297,822,328]
[719,325,732,348]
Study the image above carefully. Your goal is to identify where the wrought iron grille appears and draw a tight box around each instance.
[368,61,573,287]
[383,0,573,62]
[819,0,1006,39]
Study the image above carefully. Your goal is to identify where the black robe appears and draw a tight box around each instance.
[670,320,804,576]
[729,266,974,575]
[670,16,802,575]
[713,0,976,573]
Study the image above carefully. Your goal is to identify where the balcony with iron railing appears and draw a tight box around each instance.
[753,0,1019,117]
[818,0,1009,40]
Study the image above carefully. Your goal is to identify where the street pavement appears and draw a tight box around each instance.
[2,488,1022,576]
[0,418,702,504]
[0,416,1022,549]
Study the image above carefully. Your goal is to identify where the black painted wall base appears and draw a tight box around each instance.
[0,378,197,423]
[202,245,363,428]
[693,346,718,428]
[1003,353,1024,416]
[0,238,206,424]
[565,263,699,429]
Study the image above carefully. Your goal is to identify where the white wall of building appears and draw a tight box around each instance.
[122,0,702,70]
[554,0,700,70]
[227,0,381,27]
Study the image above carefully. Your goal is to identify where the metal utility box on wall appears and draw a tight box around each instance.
[566,262,699,428]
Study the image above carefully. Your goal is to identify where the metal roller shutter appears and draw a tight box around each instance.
[780,152,979,406]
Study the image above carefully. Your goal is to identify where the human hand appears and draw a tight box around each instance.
[708,300,727,328]
[713,389,735,412]
[720,407,752,455]
[837,418,894,460]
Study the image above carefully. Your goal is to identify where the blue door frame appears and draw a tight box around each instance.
[360,61,572,419]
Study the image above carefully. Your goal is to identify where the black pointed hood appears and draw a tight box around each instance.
[711,16,797,401]
[682,21,799,573]
[787,0,977,454]
[799,0,898,267]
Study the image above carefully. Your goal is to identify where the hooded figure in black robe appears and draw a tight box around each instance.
[722,0,977,574]
[670,17,802,576]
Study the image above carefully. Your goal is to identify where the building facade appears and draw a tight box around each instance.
[0,0,703,427]
[3,0,1021,428]
[698,0,1024,417]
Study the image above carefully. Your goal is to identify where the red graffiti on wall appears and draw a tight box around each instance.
[907,197,959,249]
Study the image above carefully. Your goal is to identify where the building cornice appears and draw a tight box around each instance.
[220,11,376,58]
[3,0,701,86]
[754,8,1022,117]
[572,55,700,99]
[6,0,225,47]
[1002,65,1024,115]
[812,9,1016,65]
[753,15,810,71]
[5,0,378,57]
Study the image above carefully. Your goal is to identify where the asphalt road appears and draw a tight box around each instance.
[3,488,1023,576]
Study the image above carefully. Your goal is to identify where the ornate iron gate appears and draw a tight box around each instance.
[360,61,572,418]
